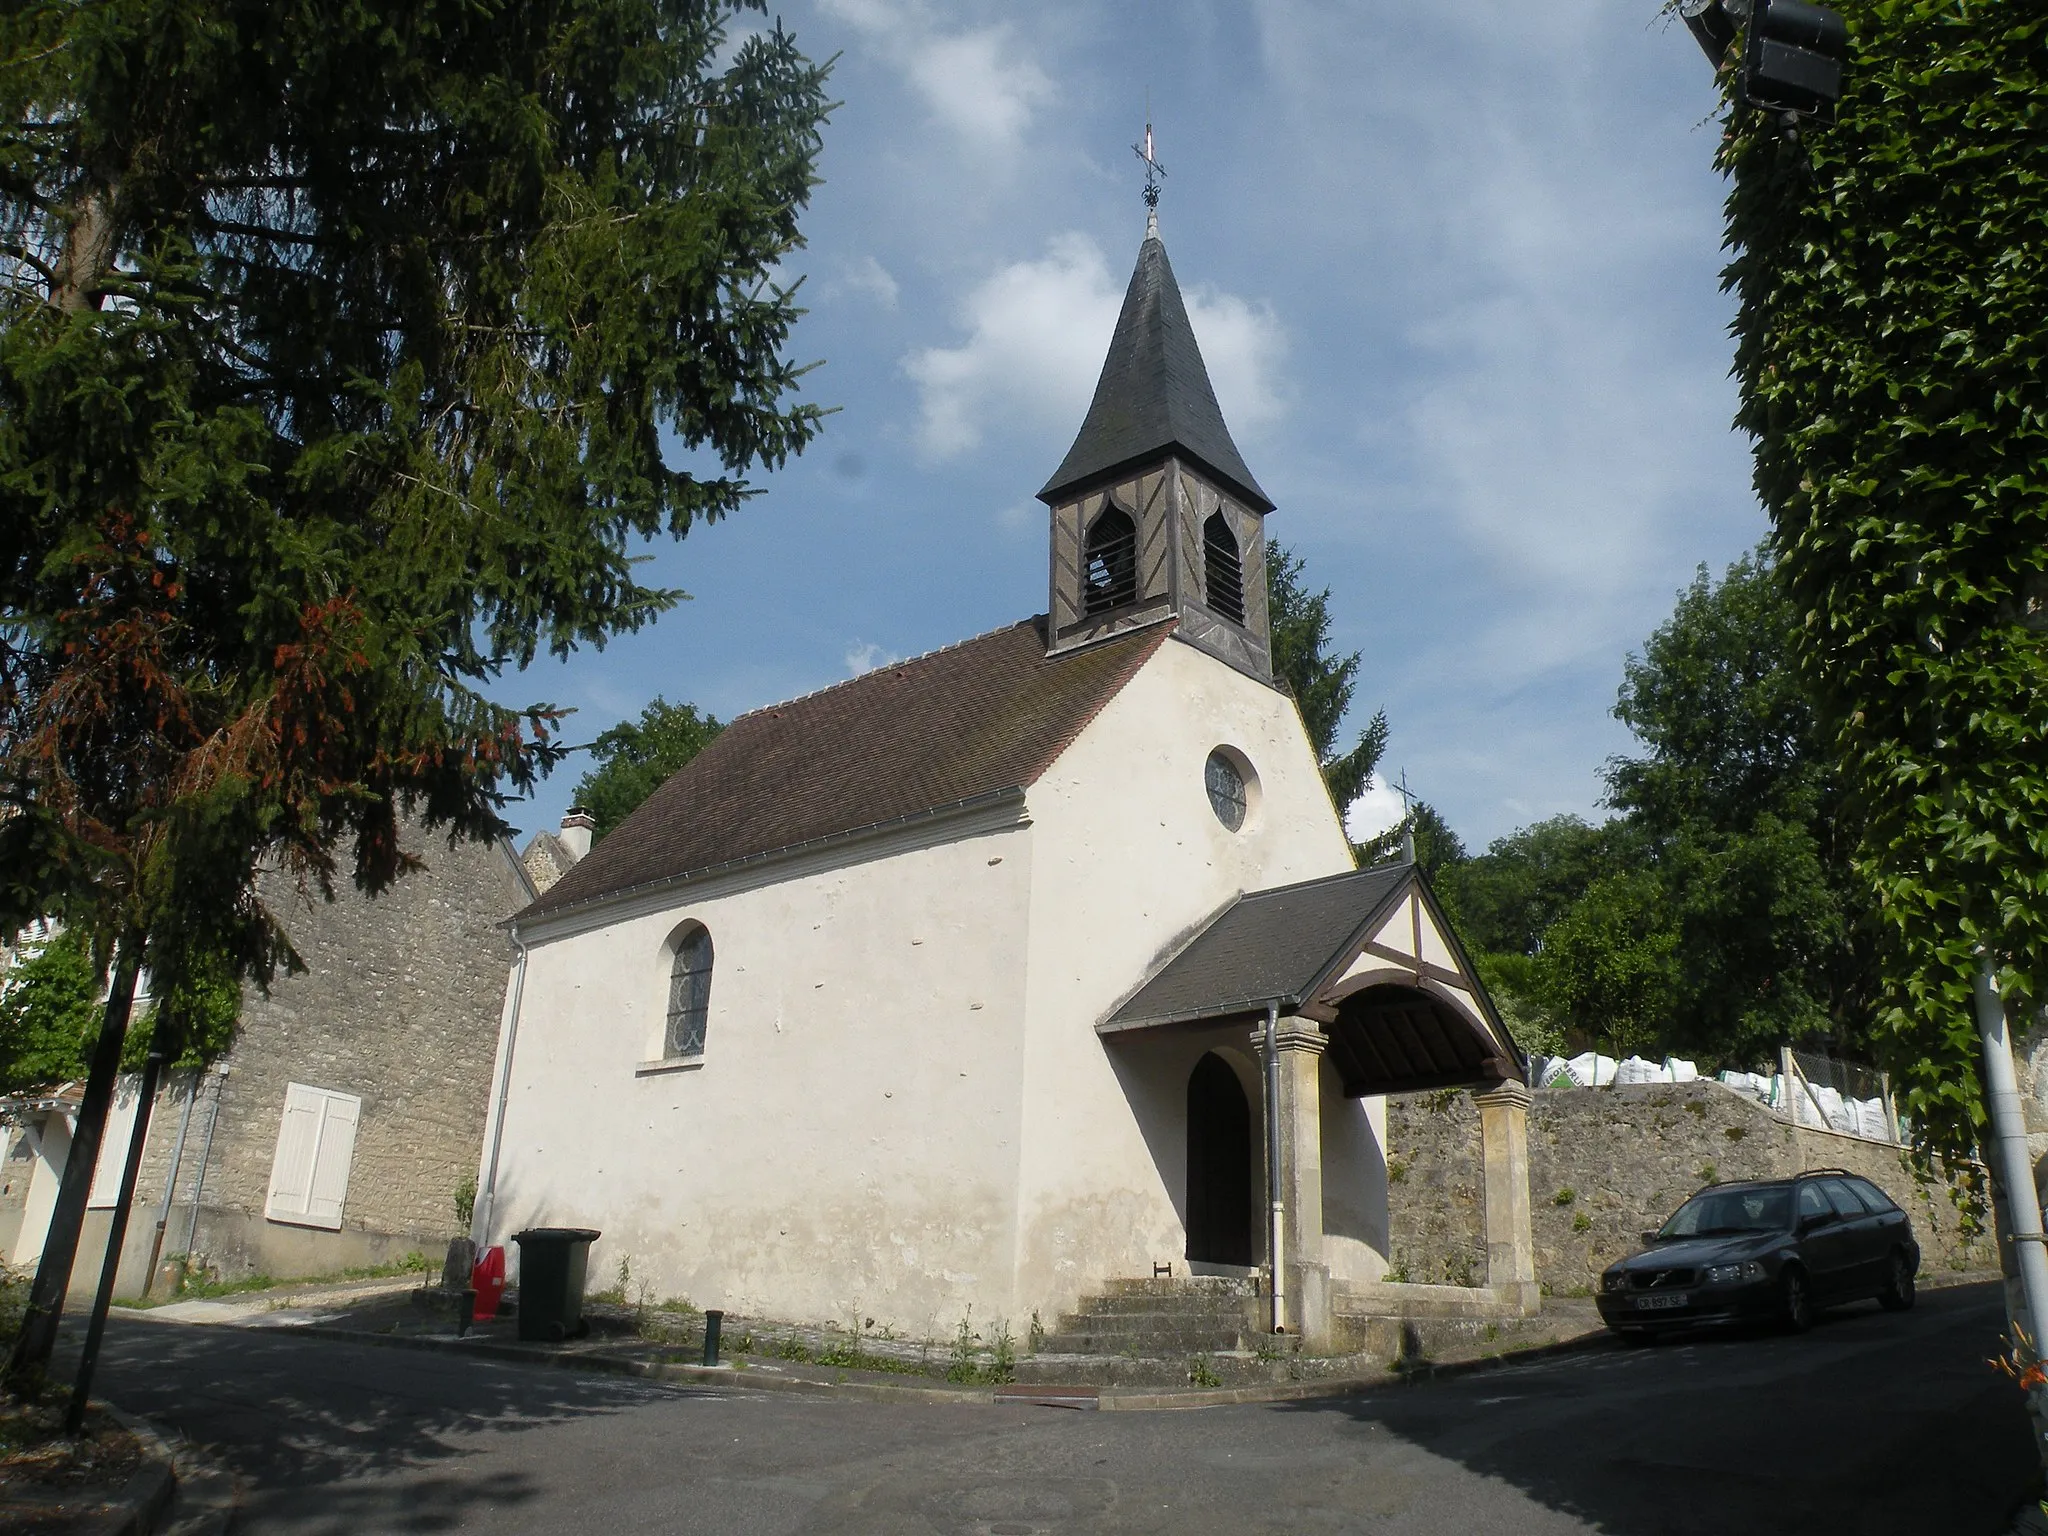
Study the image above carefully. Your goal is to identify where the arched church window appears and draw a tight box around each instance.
[1083,506,1138,614]
[1203,513,1245,624]
[665,924,713,1058]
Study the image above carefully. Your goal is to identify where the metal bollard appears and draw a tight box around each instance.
[702,1309,724,1367]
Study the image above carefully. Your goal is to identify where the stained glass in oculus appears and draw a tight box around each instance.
[1206,751,1247,831]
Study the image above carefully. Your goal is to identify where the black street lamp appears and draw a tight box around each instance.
[1680,0,1850,128]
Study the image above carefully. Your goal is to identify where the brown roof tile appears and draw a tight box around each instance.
[518,616,1173,921]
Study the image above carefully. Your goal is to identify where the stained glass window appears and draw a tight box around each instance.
[665,925,713,1058]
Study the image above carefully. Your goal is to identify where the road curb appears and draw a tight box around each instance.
[107,1406,238,1536]
[114,1308,1612,1413]
[283,1322,1000,1406]
[69,1406,178,1536]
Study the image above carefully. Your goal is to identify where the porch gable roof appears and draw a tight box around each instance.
[1100,862,1524,1084]
[1102,863,1413,1029]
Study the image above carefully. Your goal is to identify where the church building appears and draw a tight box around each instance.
[474,213,1532,1346]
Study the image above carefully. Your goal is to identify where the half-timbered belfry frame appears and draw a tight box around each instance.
[1038,227,1275,683]
[1102,862,1537,1343]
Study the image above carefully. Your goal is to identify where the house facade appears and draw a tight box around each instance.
[1,820,572,1295]
[475,218,1530,1344]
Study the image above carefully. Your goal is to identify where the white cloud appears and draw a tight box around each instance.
[816,0,1052,153]
[843,641,901,676]
[903,232,1286,462]
[825,254,900,309]
[1344,779,1407,844]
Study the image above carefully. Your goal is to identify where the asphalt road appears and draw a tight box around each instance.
[75,1279,2036,1535]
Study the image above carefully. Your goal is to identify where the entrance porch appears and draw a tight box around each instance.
[1099,861,1536,1348]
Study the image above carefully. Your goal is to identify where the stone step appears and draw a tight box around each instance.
[1097,1275,1259,1298]
[1038,1323,1251,1355]
[1013,1352,1339,1389]
[1063,1293,1264,1320]
[1042,1277,1270,1359]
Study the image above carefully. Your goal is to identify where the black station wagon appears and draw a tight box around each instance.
[1596,1169,1920,1339]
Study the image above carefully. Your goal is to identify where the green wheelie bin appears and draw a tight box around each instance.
[511,1227,601,1341]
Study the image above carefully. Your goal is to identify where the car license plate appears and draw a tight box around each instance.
[1633,1293,1689,1310]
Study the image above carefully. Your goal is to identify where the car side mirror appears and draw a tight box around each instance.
[1640,1230,1661,1246]
[1799,1213,1832,1232]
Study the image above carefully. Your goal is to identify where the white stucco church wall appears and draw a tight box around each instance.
[481,813,1037,1333]
[1011,635,1367,1318]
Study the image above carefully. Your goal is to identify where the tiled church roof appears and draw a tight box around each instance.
[1038,231,1272,513]
[517,617,1173,921]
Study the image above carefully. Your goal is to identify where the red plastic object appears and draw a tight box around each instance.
[471,1245,506,1322]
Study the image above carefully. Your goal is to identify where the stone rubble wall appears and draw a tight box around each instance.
[1387,1080,1994,1298]
[5,827,533,1297]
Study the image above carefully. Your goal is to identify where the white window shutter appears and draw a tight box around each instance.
[266,1083,360,1230]
[303,1092,359,1229]
[87,1075,144,1209]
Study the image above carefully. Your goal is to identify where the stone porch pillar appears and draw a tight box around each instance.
[1475,1080,1539,1315]
[1273,1018,1331,1349]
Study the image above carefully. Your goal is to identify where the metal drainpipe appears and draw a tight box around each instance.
[1975,958,2048,1372]
[474,924,530,1250]
[181,1063,228,1262]
[141,1068,199,1296]
[1264,1000,1285,1335]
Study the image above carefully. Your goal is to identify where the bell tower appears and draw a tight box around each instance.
[1037,207,1275,682]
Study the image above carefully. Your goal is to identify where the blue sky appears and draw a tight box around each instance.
[504,0,1764,854]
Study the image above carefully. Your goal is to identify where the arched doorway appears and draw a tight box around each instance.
[1185,1052,1253,1266]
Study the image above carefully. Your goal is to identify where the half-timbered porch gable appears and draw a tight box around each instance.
[1098,861,1524,1094]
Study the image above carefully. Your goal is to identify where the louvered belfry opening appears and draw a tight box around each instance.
[1203,513,1245,624]
[1083,505,1139,614]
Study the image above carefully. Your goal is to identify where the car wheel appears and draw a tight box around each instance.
[1878,1251,1916,1312]
[1780,1267,1812,1333]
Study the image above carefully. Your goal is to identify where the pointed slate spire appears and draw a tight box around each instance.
[1038,230,1273,513]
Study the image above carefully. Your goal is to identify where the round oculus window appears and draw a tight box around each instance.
[1205,750,1248,831]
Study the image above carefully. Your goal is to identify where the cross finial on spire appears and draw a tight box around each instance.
[1132,115,1166,238]
[1392,769,1419,865]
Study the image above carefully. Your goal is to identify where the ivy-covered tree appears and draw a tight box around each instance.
[0,0,831,1378]
[573,698,724,839]
[1267,542,1389,819]
[1717,1,2046,1159]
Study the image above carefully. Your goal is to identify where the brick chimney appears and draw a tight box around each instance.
[558,807,596,862]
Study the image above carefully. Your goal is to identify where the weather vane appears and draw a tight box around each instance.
[1132,113,1167,223]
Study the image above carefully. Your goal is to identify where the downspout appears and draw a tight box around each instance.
[141,1069,199,1296]
[1975,958,2048,1404]
[1264,1000,1285,1335]
[181,1063,227,1263]
[473,923,530,1249]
